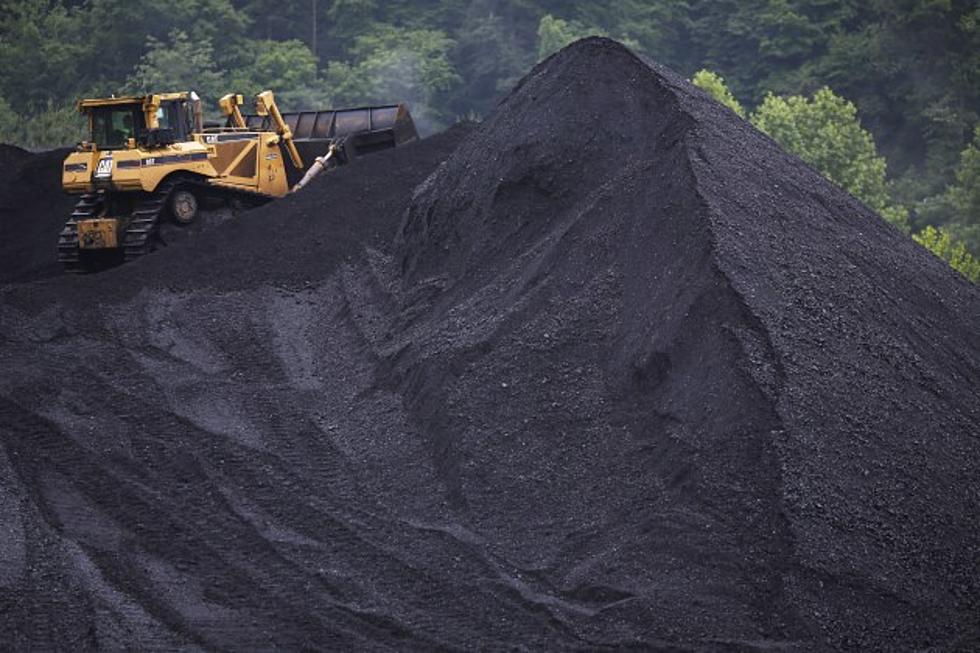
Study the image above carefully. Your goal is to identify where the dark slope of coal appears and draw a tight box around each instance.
[141,122,477,291]
[0,146,75,284]
[389,38,980,649]
[0,144,31,168]
[0,38,978,651]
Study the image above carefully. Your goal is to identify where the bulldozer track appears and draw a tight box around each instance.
[57,191,103,272]
[58,179,202,271]
[123,180,177,262]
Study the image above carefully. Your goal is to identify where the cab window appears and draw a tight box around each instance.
[156,106,173,130]
[91,106,142,148]
[156,101,192,139]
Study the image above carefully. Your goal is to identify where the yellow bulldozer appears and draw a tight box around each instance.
[59,90,418,271]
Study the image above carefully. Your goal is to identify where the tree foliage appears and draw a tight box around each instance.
[126,30,227,103]
[0,0,89,115]
[750,87,909,230]
[324,25,460,130]
[692,70,746,117]
[535,13,643,62]
[536,15,605,61]
[913,225,980,283]
[0,96,85,150]
[230,40,326,108]
[448,8,530,119]
[945,125,980,252]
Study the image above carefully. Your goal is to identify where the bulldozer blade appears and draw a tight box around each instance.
[245,104,419,158]
[244,103,420,187]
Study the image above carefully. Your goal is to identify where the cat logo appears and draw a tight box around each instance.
[94,157,113,178]
[205,134,218,144]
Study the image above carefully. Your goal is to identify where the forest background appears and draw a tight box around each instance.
[1,1,977,275]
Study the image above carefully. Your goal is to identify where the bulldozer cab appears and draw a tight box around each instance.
[146,97,201,142]
[80,93,203,150]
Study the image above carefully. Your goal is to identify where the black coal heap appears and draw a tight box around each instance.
[1,38,977,650]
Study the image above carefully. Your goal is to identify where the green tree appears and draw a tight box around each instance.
[448,7,531,119]
[751,87,909,230]
[324,25,460,130]
[125,30,227,104]
[83,0,251,76]
[0,0,88,115]
[692,70,746,117]
[945,125,980,253]
[229,40,328,109]
[0,96,20,145]
[536,15,605,60]
[918,125,980,256]
[913,225,980,284]
[238,0,314,44]
[0,96,85,150]
[323,0,381,57]
[823,1,980,188]
[572,1,687,62]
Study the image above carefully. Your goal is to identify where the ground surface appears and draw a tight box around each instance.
[0,39,978,651]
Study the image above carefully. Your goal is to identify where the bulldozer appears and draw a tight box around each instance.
[59,90,418,271]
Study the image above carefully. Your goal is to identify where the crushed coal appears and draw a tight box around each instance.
[0,146,75,284]
[0,38,978,651]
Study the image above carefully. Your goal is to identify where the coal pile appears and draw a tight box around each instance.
[0,145,76,284]
[1,38,978,651]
